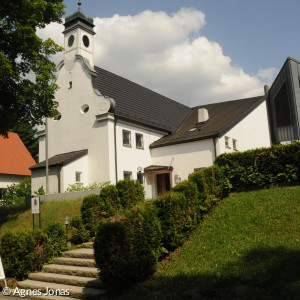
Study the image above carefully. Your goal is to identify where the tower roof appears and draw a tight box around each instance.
[63,3,95,35]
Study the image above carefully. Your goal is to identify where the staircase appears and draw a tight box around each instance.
[17,242,106,299]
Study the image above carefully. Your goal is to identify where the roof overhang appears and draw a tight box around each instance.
[144,165,173,174]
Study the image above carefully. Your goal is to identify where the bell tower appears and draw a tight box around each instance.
[62,1,95,66]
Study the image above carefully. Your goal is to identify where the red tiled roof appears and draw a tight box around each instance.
[0,132,36,176]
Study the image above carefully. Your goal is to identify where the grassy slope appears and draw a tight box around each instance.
[0,199,82,237]
[113,187,300,300]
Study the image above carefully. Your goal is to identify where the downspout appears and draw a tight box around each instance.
[114,117,118,183]
[58,165,62,193]
[213,137,217,161]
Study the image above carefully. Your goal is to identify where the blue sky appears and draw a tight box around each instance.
[63,0,300,76]
[39,0,300,106]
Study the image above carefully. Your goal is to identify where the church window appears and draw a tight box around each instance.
[136,133,144,149]
[81,104,89,113]
[83,35,89,48]
[123,130,131,147]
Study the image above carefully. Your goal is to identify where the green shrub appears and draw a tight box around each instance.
[44,221,67,258]
[188,165,223,211]
[99,184,121,217]
[215,142,300,190]
[2,177,31,206]
[94,203,162,289]
[69,216,89,244]
[0,229,49,279]
[172,180,199,223]
[153,191,195,251]
[116,179,145,208]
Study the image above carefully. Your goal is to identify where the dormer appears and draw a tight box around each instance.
[62,1,95,67]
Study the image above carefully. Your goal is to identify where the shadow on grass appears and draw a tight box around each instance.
[0,204,29,229]
[110,247,300,300]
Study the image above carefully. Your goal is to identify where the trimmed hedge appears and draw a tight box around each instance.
[153,191,195,251]
[44,222,68,257]
[0,229,49,279]
[80,180,145,238]
[215,142,300,190]
[116,179,145,208]
[94,203,162,289]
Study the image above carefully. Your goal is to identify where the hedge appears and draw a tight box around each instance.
[80,180,145,238]
[0,229,49,279]
[94,203,162,289]
[215,142,300,190]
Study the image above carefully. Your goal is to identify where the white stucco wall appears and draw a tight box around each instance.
[37,58,114,188]
[62,154,88,192]
[218,100,271,155]
[0,174,27,189]
[31,167,60,195]
[151,139,215,196]
[115,121,164,198]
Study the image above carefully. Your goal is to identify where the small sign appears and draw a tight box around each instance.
[31,197,40,214]
[0,257,5,280]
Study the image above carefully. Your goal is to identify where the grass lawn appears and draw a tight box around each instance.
[0,199,82,237]
[107,187,300,300]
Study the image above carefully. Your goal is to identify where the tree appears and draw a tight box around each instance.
[10,120,39,161]
[0,0,65,136]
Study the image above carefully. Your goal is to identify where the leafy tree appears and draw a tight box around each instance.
[2,177,31,205]
[0,0,65,136]
[10,120,39,161]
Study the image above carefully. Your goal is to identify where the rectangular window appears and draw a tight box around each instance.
[136,133,144,149]
[225,136,230,148]
[0,188,7,200]
[233,139,237,150]
[124,171,132,180]
[137,172,144,184]
[123,130,131,147]
[75,171,82,183]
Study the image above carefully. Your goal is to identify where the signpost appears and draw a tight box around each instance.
[0,257,7,288]
[31,197,41,229]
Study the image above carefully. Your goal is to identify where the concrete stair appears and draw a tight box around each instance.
[17,242,105,299]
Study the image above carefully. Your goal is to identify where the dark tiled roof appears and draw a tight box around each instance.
[30,149,88,170]
[92,67,191,132]
[150,96,265,148]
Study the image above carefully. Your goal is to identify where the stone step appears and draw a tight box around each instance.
[62,248,94,259]
[42,264,99,277]
[28,272,103,289]
[82,242,93,249]
[53,257,96,268]
[17,280,105,299]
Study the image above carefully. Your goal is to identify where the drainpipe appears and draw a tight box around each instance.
[114,117,118,183]
[213,137,217,160]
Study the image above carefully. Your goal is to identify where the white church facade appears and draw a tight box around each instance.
[30,6,273,199]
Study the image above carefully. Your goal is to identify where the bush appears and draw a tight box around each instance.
[44,222,67,258]
[69,216,89,244]
[0,229,49,279]
[99,185,121,217]
[172,180,199,223]
[215,142,300,190]
[153,191,195,251]
[94,203,162,289]
[188,166,223,212]
[116,179,145,208]
[2,177,31,206]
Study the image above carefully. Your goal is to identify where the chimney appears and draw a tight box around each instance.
[198,108,209,123]
[264,84,269,97]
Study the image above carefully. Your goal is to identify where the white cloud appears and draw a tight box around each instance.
[37,8,275,107]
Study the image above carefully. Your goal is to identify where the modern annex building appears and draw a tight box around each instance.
[30,6,298,198]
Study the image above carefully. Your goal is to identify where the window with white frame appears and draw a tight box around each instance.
[233,139,237,150]
[123,130,131,147]
[136,133,144,149]
[75,171,82,184]
[123,171,132,180]
[225,136,230,148]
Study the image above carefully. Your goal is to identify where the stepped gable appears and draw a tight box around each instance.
[92,66,192,133]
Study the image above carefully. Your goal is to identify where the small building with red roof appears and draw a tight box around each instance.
[0,132,36,198]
